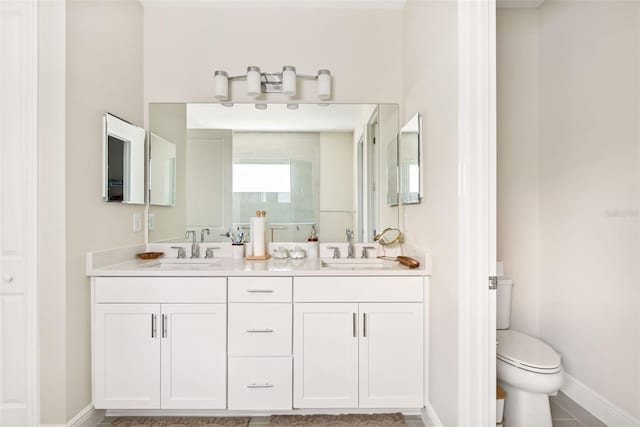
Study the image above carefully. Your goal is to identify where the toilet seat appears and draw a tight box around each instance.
[497,330,561,374]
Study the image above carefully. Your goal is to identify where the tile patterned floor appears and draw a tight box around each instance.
[96,394,604,427]
[551,392,607,427]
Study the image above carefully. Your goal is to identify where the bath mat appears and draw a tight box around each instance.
[110,417,250,427]
[268,413,406,426]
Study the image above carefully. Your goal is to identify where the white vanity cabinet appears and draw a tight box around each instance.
[93,277,227,410]
[293,277,424,409]
[227,277,293,411]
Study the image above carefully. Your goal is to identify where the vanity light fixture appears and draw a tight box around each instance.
[213,66,331,101]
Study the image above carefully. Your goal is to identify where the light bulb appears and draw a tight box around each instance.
[317,69,331,100]
[247,66,261,97]
[282,66,297,97]
[214,70,229,100]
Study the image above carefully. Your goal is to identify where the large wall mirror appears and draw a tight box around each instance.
[103,113,146,204]
[148,103,399,244]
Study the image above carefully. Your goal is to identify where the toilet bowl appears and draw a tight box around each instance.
[497,279,564,427]
[497,330,564,427]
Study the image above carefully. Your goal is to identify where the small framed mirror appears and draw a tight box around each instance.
[103,113,145,204]
[399,112,422,204]
[149,133,176,206]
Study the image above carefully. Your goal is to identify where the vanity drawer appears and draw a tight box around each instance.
[228,357,292,410]
[228,303,292,356]
[294,276,423,302]
[228,277,292,302]
[94,277,226,303]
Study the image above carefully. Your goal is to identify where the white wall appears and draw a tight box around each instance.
[402,1,459,425]
[143,6,403,106]
[38,0,67,423]
[496,9,540,338]
[498,2,640,419]
[64,0,144,421]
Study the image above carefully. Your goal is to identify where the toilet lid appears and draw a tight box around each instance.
[497,330,561,372]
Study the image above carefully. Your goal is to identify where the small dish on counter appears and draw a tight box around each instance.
[136,251,164,260]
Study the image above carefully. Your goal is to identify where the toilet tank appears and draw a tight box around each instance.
[496,279,513,330]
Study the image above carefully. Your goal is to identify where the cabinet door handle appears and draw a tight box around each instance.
[247,383,274,389]
[162,314,168,338]
[247,289,274,293]
[151,314,157,338]
[363,313,367,337]
[353,313,357,337]
[247,328,274,333]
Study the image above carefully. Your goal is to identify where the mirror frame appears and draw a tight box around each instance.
[102,112,146,204]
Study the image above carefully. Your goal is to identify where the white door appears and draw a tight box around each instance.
[161,304,227,409]
[293,303,358,408]
[0,1,38,425]
[358,303,423,408]
[94,304,161,409]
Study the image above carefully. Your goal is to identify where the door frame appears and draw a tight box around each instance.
[457,0,497,426]
[0,0,40,425]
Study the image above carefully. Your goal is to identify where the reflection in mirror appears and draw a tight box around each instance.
[149,133,176,206]
[399,112,422,204]
[386,135,399,206]
[103,113,146,204]
[148,103,399,244]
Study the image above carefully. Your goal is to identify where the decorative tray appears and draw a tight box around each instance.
[136,251,164,260]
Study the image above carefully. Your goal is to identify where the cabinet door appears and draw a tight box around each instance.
[94,304,161,409]
[359,303,423,408]
[160,304,227,409]
[293,303,358,408]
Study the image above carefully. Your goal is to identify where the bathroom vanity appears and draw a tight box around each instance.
[88,250,430,416]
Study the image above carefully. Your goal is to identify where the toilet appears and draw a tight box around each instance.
[497,279,564,427]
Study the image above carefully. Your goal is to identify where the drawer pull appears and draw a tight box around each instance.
[247,289,274,293]
[247,328,274,333]
[247,382,274,389]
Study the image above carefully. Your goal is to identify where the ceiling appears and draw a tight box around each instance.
[187,103,377,132]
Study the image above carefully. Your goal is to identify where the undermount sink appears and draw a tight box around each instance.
[140,258,221,270]
[320,258,394,270]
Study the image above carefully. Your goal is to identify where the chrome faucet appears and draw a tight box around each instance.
[346,228,355,259]
[185,230,199,258]
[201,228,210,242]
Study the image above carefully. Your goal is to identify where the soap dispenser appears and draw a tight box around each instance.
[307,224,319,258]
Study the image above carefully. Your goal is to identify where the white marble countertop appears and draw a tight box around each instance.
[86,244,430,277]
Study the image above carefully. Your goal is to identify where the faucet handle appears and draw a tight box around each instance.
[361,246,377,259]
[171,246,186,259]
[326,246,341,259]
[205,246,221,259]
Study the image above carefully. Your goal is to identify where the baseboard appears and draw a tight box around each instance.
[67,404,106,427]
[421,404,443,427]
[561,373,640,427]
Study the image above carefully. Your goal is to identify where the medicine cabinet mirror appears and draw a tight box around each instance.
[147,103,399,244]
[103,112,146,204]
[399,112,422,204]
